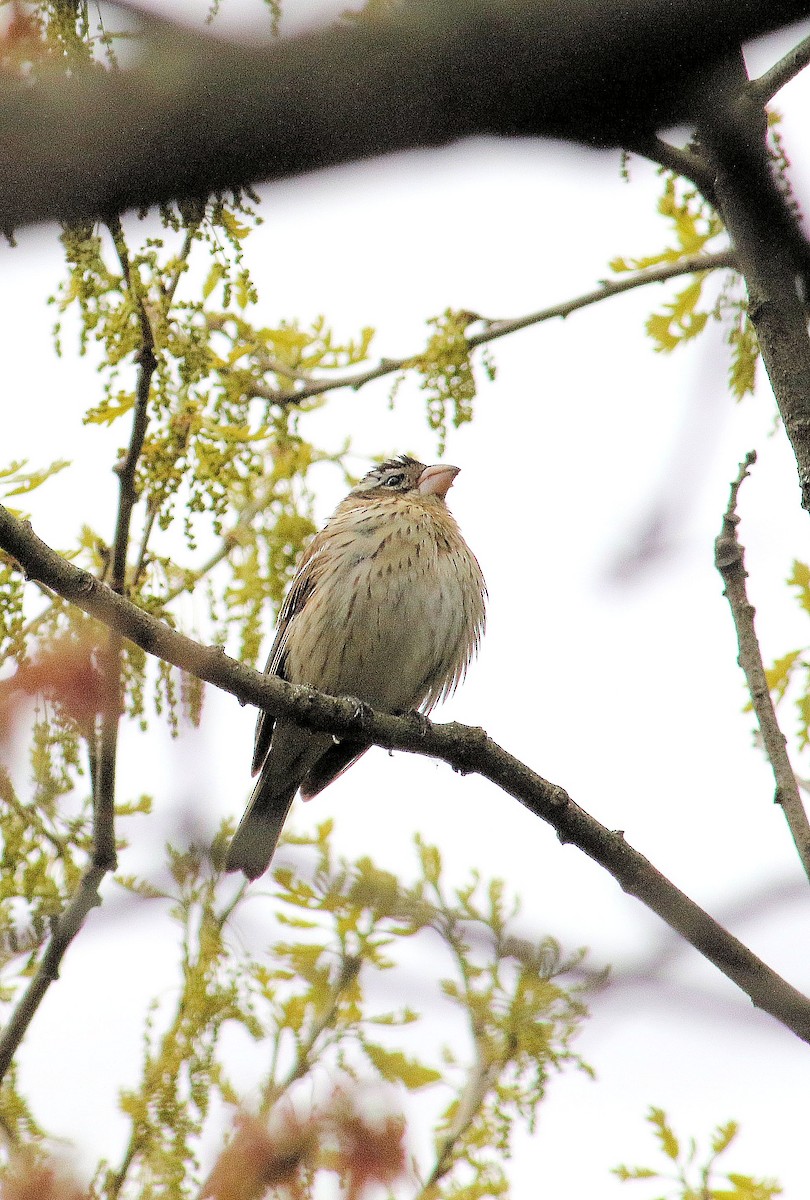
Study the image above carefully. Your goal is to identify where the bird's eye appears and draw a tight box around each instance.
[384,473,405,488]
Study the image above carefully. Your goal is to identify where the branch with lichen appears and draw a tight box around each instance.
[714,452,810,882]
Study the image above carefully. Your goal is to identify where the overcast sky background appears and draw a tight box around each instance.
[2,1,810,1195]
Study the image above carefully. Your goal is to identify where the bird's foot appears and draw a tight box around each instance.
[405,709,431,738]
[352,699,374,728]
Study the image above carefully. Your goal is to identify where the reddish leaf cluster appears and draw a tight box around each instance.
[0,637,107,743]
[0,1154,87,1200]
[203,1093,407,1200]
[0,2,44,71]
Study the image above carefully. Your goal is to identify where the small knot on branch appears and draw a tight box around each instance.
[714,451,757,574]
[75,571,96,596]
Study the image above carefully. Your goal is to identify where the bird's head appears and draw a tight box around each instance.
[353,455,460,501]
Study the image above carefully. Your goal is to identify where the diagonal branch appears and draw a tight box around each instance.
[714,452,810,880]
[748,31,810,105]
[0,863,106,1084]
[245,250,738,408]
[2,504,810,1044]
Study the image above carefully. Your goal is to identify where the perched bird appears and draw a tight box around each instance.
[225,455,486,880]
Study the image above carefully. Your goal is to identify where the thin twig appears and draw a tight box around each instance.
[131,501,158,593]
[11,583,63,651]
[2,505,810,1044]
[242,250,738,408]
[0,863,106,1083]
[107,218,157,597]
[94,220,160,879]
[94,627,120,871]
[109,873,248,1198]
[466,250,736,346]
[748,31,810,106]
[422,1040,492,1191]
[259,954,360,1117]
[163,223,198,308]
[714,451,810,882]
[421,914,495,1190]
[162,492,267,603]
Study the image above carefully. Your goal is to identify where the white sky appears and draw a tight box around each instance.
[2,3,810,1197]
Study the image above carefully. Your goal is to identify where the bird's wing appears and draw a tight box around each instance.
[251,538,327,775]
[300,740,370,800]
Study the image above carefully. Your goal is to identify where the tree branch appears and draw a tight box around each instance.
[714,451,810,881]
[0,862,106,1084]
[698,51,810,511]
[1,0,809,230]
[2,505,810,1044]
[625,134,717,201]
[244,250,738,408]
[748,30,810,105]
[107,218,157,596]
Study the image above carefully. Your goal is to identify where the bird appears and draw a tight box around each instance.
[225,454,486,880]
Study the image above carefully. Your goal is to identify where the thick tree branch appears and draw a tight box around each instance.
[1,0,809,229]
[714,452,810,880]
[699,52,810,511]
[2,505,810,1044]
[245,251,738,408]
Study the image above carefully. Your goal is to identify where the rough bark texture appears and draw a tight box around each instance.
[696,52,810,509]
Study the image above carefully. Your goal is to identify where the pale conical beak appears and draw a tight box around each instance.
[417,463,460,499]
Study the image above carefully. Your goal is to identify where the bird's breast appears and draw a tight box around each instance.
[283,506,483,713]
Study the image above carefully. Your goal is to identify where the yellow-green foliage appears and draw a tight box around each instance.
[614,1108,781,1200]
[612,171,759,400]
[765,561,810,749]
[89,825,591,1200]
[394,309,494,455]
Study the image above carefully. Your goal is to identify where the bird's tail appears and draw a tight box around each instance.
[224,774,296,881]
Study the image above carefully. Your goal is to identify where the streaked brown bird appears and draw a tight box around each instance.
[225,455,486,880]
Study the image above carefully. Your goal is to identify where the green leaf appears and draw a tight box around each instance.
[0,458,70,498]
[362,1042,442,1089]
[711,1120,739,1155]
[83,391,136,426]
[645,277,708,354]
[726,310,759,401]
[220,208,250,241]
[796,688,810,750]
[612,1165,658,1180]
[765,650,802,703]
[648,1107,679,1161]
[418,837,442,886]
[203,261,225,299]
[787,560,810,614]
